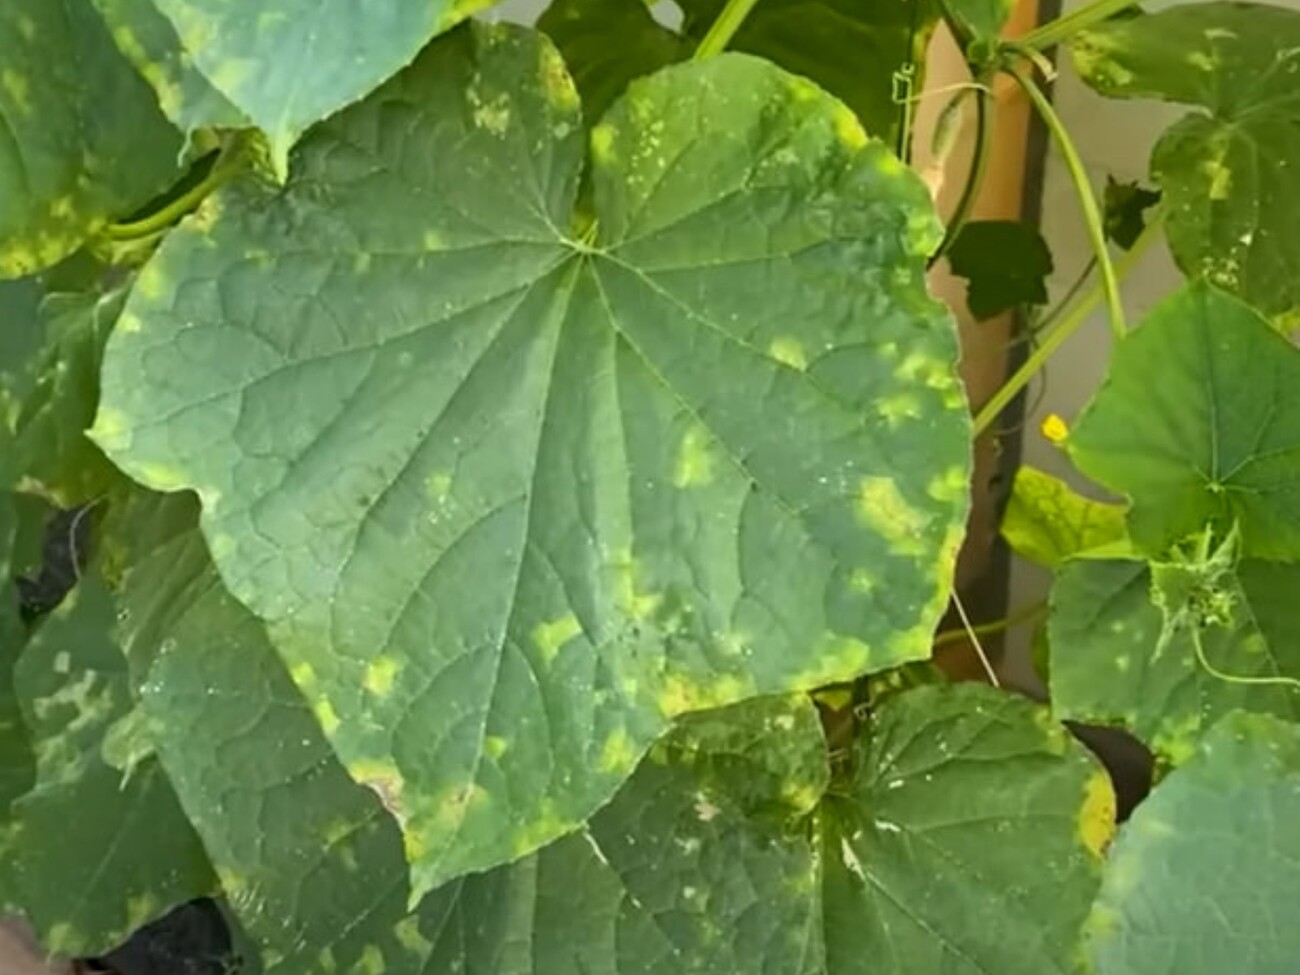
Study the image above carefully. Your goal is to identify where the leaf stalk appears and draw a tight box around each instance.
[693,0,762,59]
[1015,0,1137,51]
[105,141,248,242]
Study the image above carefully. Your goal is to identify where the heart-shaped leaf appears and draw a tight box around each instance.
[1067,281,1300,561]
[93,24,971,898]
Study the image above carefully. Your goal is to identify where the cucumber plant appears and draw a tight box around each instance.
[2,0,1299,972]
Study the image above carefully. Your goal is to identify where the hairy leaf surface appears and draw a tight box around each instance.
[1087,712,1300,974]
[0,0,182,277]
[94,25,970,896]
[1074,3,1300,322]
[1067,282,1300,560]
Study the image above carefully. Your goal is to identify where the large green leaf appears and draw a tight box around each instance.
[424,683,1109,973]
[1048,555,1300,764]
[144,0,494,173]
[1073,3,1300,322]
[542,0,938,147]
[1086,711,1300,974]
[0,0,182,278]
[123,493,1105,973]
[93,25,971,897]
[88,0,247,135]
[1067,281,1300,561]
[115,491,450,974]
[1001,466,1126,568]
[3,572,215,956]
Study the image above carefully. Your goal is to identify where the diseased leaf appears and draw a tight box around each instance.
[1067,281,1300,561]
[4,572,215,957]
[947,220,1054,320]
[1102,176,1160,251]
[1087,711,1300,974]
[146,0,496,172]
[117,491,451,975]
[93,25,970,897]
[1001,466,1126,568]
[0,488,34,821]
[1074,3,1300,321]
[1048,555,1300,765]
[538,0,688,120]
[422,683,1108,974]
[0,0,182,277]
[88,0,247,135]
[543,0,938,147]
[11,289,125,504]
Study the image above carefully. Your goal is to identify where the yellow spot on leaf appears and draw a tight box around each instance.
[599,728,638,773]
[90,408,128,451]
[614,551,662,621]
[927,465,968,505]
[673,426,715,488]
[350,759,407,818]
[485,735,508,760]
[290,661,317,689]
[539,43,580,113]
[126,893,160,932]
[1203,158,1232,201]
[313,698,340,735]
[850,569,877,595]
[358,944,385,975]
[422,230,444,251]
[425,472,452,502]
[833,105,867,149]
[1078,768,1116,858]
[136,261,166,300]
[1,70,31,115]
[136,462,188,492]
[353,252,372,273]
[857,476,929,557]
[363,656,401,697]
[532,612,582,664]
[782,781,822,813]
[657,673,750,717]
[512,799,575,857]
[768,337,808,370]
[317,947,338,973]
[394,916,432,956]
[590,124,616,165]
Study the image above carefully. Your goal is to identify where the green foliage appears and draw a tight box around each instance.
[541,0,939,146]
[1075,2,1300,323]
[1067,282,1300,560]
[947,220,1054,320]
[91,24,971,900]
[1086,712,1300,974]
[2,0,1300,969]
[0,0,182,277]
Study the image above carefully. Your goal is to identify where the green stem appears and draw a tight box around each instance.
[972,213,1162,436]
[106,143,246,241]
[693,0,761,59]
[931,86,993,264]
[1008,64,1124,341]
[1015,0,1137,51]
[933,599,1046,649]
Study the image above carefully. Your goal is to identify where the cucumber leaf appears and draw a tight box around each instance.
[1067,281,1300,561]
[1001,466,1126,568]
[93,25,971,898]
[1086,711,1300,974]
[1074,3,1300,323]
[947,220,1054,321]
